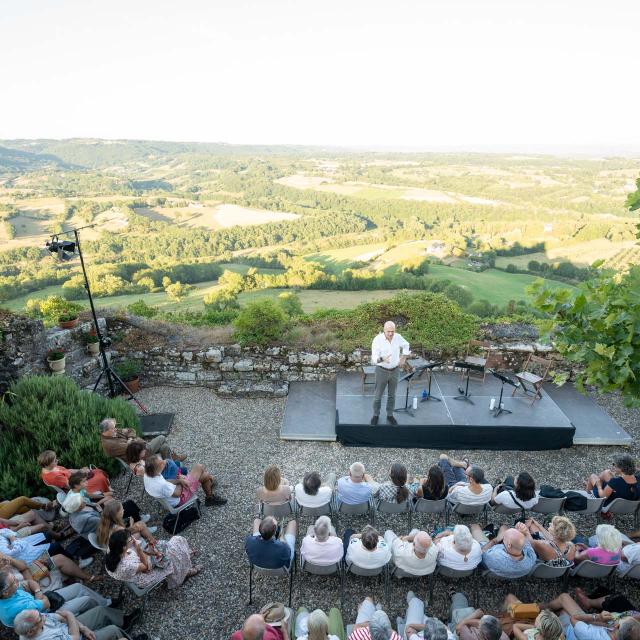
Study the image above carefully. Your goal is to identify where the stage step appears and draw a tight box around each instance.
[281,381,337,441]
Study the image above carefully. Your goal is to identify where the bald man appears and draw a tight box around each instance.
[370,321,410,425]
[384,528,437,576]
[472,524,536,578]
[230,613,290,640]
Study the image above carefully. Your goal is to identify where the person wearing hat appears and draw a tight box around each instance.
[231,606,291,640]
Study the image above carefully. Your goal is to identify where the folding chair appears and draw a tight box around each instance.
[513,354,552,405]
[491,503,526,522]
[530,497,566,526]
[360,365,377,393]
[117,576,166,615]
[413,498,449,528]
[375,499,412,529]
[345,561,389,603]
[569,560,617,586]
[616,563,640,581]
[482,568,529,599]
[88,532,108,553]
[294,499,333,523]
[260,501,296,520]
[249,561,295,607]
[116,457,144,500]
[528,562,571,594]
[461,340,491,383]
[156,495,201,535]
[448,502,488,525]
[300,558,344,608]
[429,565,478,606]
[334,497,374,527]
[564,497,606,521]
[602,498,640,529]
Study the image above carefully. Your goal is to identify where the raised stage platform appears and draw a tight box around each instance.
[281,371,632,450]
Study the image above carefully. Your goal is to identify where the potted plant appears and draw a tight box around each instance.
[58,311,79,330]
[46,348,66,375]
[85,334,100,355]
[114,358,142,394]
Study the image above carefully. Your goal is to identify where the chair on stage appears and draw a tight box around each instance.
[360,365,377,394]
[513,354,552,405]
[461,340,491,383]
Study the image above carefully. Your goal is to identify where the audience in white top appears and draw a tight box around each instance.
[336,463,379,505]
[447,465,493,506]
[295,472,335,509]
[434,525,483,570]
[384,529,437,576]
[300,516,343,566]
[345,525,391,569]
[491,472,539,510]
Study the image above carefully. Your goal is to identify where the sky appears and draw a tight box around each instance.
[1,0,639,149]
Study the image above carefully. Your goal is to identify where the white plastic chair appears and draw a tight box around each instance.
[602,498,640,529]
[88,532,108,553]
[530,497,566,525]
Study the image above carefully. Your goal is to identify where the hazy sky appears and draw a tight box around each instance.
[1,0,638,148]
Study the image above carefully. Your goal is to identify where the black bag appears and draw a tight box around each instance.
[43,590,65,612]
[563,491,588,511]
[65,536,96,560]
[162,504,200,534]
[539,485,566,499]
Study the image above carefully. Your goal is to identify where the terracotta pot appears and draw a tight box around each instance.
[59,318,79,329]
[122,377,140,394]
[87,342,100,355]
[47,356,66,375]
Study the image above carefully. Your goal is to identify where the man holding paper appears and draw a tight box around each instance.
[370,320,410,426]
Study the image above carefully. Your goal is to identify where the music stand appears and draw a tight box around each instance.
[420,361,444,402]
[453,361,484,403]
[489,369,519,417]
[394,365,431,417]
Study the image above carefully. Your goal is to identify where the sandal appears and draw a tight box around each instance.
[186,565,203,578]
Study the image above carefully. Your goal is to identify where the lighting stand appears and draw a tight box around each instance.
[453,361,476,404]
[489,369,518,418]
[420,361,443,402]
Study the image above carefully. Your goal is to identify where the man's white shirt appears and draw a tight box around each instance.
[371,332,410,369]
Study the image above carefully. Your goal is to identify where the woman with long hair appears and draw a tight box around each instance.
[492,472,539,509]
[414,465,447,500]
[293,607,344,640]
[376,463,411,504]
[256,465,292,505]
[95,499,156,548]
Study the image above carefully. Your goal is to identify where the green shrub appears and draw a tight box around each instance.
[0,375,139,498]
[28,296,83,325]
[443,283,473,308]
[278,292,304,318]
[114,358,142,381]
[127,299,158,318]
[233,299,289,346]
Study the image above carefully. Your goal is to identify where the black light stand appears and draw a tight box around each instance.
[47,228,148,414]
[420,361,444,402]
[393,369,421,417]
[453,361,484,404]
[488,369,518,418]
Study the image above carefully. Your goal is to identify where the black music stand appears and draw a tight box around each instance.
[489,369,519,417]
[454,361,484,404]
[394,365,431,417]
[420,361,444,402]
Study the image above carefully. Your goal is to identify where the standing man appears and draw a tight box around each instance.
[370,321,410,426]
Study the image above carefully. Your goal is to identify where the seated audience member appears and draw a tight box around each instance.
[295,472,335,509]
[336,463,379,505]
[99,416,182,461]
[522,516,576,565]
[438,454,471,487]
[384,529,437,576]
[491,472,539,510]
[126,441,188,480]
[61,493,100,538]
[471,523,536,578]
[95,500,156,549]
[397,592,448,640]
[447,465,492,506]
[143,454,226,508]
[105,528,200,589]
[349,601,401,640]
[245,516,296,569]
[256,465,292,506]
[434,524,482,570]
[449,593,510,640]
[573,587,638,615]
[512,607,565,640]
[294,607,344,640]
[300,516,343,566]
[414,465,448,501]
[545,592,640,640]
[38,451,111,496]
[0,509,62,540]
[231,613,289,640]
[617,542,640,575]
[0,569,112,627]
[586,454,640,508]
[13,607,149,640]
[0,498,56,522]
[376,463,414,505]
[574,524,622,565]
[345,525,391,570]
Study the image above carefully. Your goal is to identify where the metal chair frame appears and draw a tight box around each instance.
[448,502,488,526]
[412,498,449,529]
[116,457,145,501]
[374,498,412,529]
[156,495,201,535]
[345,561,390,604]
[300,557,344,608]
[249,556,295,607]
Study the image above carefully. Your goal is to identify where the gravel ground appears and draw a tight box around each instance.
[52,387,640,640]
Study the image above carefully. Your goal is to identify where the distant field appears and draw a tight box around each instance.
[307,243,387,273]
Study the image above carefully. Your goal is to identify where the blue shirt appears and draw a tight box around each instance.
[336,477,373,505]
[482,541,537,578]
[161,459,185,481]
[0,588,44,627]
[245,534,291,569]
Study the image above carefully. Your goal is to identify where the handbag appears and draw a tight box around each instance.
[508,602,540,622]
[29,551,55,587]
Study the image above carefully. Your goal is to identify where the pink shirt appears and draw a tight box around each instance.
[586,547,621,565]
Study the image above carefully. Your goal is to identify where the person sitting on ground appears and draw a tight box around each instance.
[491,472,539,510]
[0,510,62,540]
[13,606,148,640]
[585,454,640,509]
[471,523,537,578]
[574,524,622,565]
[95,500,156,549]
[434,524,482,570]
[61,493,101,539]
[544,592,640,640]
[573,587,639,616]
[38,450,111,496]
[143,454,226,508]
[245,516,297,569]
[521,516,576,565]
[256,465,293,506]
[396,592,449,640]
[336,462,379,506]
[413,465,448,501]
[105,528,201,589]
[126,441,188,480]
[99,417,184,462]
[0,568,113,628]
[294,607,344,640]
[446,463,493,506]
[230,612,290,640]
[449,592,510,640]
[0,498,56,523]
[384,529,437,576]
[375,463,414,505]
[345,525,391,570]
[300,516,343,566]
[294,472,335,510]
[349,600,401,640]
[511,607,565,640]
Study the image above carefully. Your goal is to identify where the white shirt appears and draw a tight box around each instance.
[618,543,640,574]
[300,534,344,566]
[391,537,438,575]
[447,483,493,505]
[144,473,179,507]
[436,535,482,570]
[294,483,333,508]
[371,332,410,369]
[493,490,539,510]
[346,537,391,569]
[572,622,612,640]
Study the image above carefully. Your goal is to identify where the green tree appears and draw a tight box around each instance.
[203,287,239,312]
[233,299,289,346]
[278,291,304,317]
[165,281,193,301]
[444,283,473,308]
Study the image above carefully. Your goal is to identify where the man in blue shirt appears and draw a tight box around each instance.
[479,526,536,578]
[245,516,297,569]
[0,572,47,628]
[336,462,379,505]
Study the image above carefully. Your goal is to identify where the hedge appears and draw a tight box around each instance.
[0,375,140,499]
